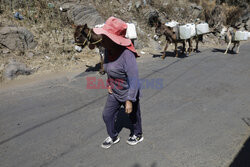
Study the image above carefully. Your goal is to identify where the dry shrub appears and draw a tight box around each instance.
[201,0,217,13]
[222,3,242,26]
[151,0,192,22]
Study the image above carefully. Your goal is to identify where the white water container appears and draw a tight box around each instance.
[244,31,248,40]
[186,23,196,37]
[234,31,248,41]
[95,23,105,28]
[125,23,137,39]
[179,24,192,39]
[165,21,179,28]
[196,23,210,35]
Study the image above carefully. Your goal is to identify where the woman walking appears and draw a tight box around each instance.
[93,16,143,149]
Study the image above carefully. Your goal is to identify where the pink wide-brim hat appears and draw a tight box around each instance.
[93,16,138,56]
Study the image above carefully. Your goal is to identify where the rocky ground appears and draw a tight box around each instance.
[0,0,249,84]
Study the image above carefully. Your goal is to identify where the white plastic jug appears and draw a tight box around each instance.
[179,25,192,39]
[165,21,179,28]
[125,23,137,39]
[95,23,105,28]
[196,23,209,35]
[186,23,196,37]
[234,31,248,41]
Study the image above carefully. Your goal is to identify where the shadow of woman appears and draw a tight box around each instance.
[85,63,102,72]
[115,107,134,135]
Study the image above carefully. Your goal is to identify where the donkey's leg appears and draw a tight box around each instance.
[181,40,185,55]
[162,42,169,59]
[175,42,178,57]
[231,42,236,53]
[236,42,240,54]
[99,57,105,74]
[185,40,189,55]
[195,37,199,52]
[224,40,231,54]
[188,39,192,55]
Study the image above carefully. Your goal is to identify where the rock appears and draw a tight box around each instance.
[4,60,32,79]
[192,9,202,19]
[135,1,142,9]
[241,13,250,23]
[27,52,34,58]
[48,3,54,8]
[0,26,37,51]
[245,19,250,31]
[234,21,243,29]
[2,49,10,54]
[128,1,133,11]
[59,2,75,12]
[134,40,143,50]
[148,10,159,26]
[190,3,203,18]
[0,64,4,71]
[190,3,203,11]
[117,0,125,3]
[148,38,162,51]
[67,4,104,28]
[14,12,24,20]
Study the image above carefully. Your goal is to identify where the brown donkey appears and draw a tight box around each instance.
[74,24,105,74]
[155,21,192,59]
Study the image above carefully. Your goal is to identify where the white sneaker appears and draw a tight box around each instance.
[101,136,120,149]
[126,135,144,146]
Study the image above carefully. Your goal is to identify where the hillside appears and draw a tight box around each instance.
[0,0,249,82]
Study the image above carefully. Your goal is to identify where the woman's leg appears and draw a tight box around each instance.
[129,99,142,136]
[102,94,121,139]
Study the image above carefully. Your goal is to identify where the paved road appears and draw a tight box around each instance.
[1,43,250,167]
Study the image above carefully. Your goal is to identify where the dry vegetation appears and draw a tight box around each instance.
[0,0,100,82]
[0,0,249,82]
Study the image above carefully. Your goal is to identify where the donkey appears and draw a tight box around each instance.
[219,26,240,54]
[154,21,192,59]
[192,34,204,53]
[74,24,105,74]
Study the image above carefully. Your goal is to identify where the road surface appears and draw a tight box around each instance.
[1,43,250,167]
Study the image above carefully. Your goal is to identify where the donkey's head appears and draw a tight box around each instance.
[74,24,89,48]
[74,24,103,51]
[154,21,164,40]
[219,25,228,39]
[155,21,163,36]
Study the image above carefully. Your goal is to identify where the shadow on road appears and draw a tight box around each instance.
[74,63,102,78]
[212,48,237,54]
[229,135,250,167]
[85,63,102,72]
[132,162,157,167]
[115,107,133,135]
[152,51,188,59]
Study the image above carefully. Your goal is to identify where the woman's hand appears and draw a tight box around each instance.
[108,86,112,94]
[125,100,132,114]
